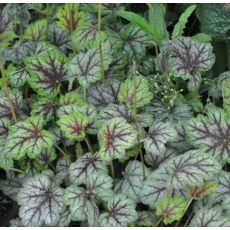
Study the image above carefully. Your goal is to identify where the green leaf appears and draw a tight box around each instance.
[26,51,68,96]
[115,160,150,202]
[116,10,151,34]
[0,117,10,143]
[17,174,65,226]
[57,112,88,141]
[69,152,107,185]
[172,5,197,38]
[223,79,230,113]
[57,3,84,32]
[148,3,169,43]
[59,92,85,106]
[98,117,137,161]
[156,196,187,225]
[197,4,230,39]
[189,207,230,227]
[163,37,215,91]
[143,121,178,156]
[118,75,153,108]
[6,116,54,160]
[23,19,47,41]
[99,194,138,227]
[68,41,112,88]
[35,148,57,168]
[193,33,212,42]
[72,22,107,52]
[186,108,230,164]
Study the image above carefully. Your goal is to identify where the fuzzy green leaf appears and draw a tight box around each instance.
[156,196,187,225]
[98,117,137,161]
[223,79,230,113]
[118,75,153,108]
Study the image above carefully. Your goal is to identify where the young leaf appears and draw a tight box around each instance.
[57,3,84,32]
[189,207,230,227]
[57,112,88,141]
[23,19,47,41]
[164,37,215,91]
[6,116,54,160]
[87,79,121,109]
[69,152,107,185]
[186,108,230,164]
[172,5,197,38]
[143,121,178,156]
[68,42,112,88]
[17,174,65,226]
[59,92,85,106]
[98,117,137,161]
[26,51,68,96]
[115,160,150,202]
[99,194,138,227]
[156,196,187,225]
[118,75,153,108]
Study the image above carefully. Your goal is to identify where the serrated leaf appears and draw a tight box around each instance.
[35,148,57,167]
[99,194,138,227]
[69,152,107,185]
[57,208,72,227]
[31,98,58,122]
[111,24,150,60]
[223,79,230,113]
[6,116,54,160]
[197,4,230,39]
[87,79,121,109]
[57,112,88,141]
[17,174,65,226]
[143,121,178,156]
[68,42,112,88]
[172,5,197,38]
[0,117,10,142]
[189,207,230,227]
[163,37,215,91]
[57,3,84,32]
[56,157,71,180]
[26,51,68,96]
[0,8,13,34]
[0,172,25,201]
[98,117,137,161]
[115,160,150,202]
[188,181,217,200]
[186,108,230,164]
[72,22,107,52]
[118,75,153,108]
[48,23,72,52]
[135,211,157,227]
[23,19,47,41]
[156,196,187,225]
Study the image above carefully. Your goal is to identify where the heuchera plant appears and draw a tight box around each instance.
[0,2,230,227]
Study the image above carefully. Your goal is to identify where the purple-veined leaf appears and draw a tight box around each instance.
[115,160,150,202]
[156,196,187,225]
[0,7,13,34]
[143,121,178,156]
[163,37,215,91]
[59,92,86,106]
[56,3,84,32]
[68,41,112,88]
[118,75,153,108]
[5,116,54,160]
[48,23,72,53]
[57,208,72,227]
[23,19,47,41]
[57,111,88,141]
[98,117,137,161]
[87,79,122,109]
[98,194,138,227]
[26,51,68,96]
[223,79,230,114]
[17,174,65,226]
[35,148,57,167]
[0,117,10,142]
[69,152,107,185]
[56,157,71,181]
[186,108,230,165]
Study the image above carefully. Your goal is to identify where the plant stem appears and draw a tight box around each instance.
[55,144,69,160]
[0,61,18,123]
[98,3,105,83]
[46,3,50,41]
[10,167,24,174]
[76,142,83,158]
[156,217,163,227]
[184,211,193,227]
[137,134,146,179]
[84,136,93,153]
[111,160,115,179]
[227,42,230,71]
